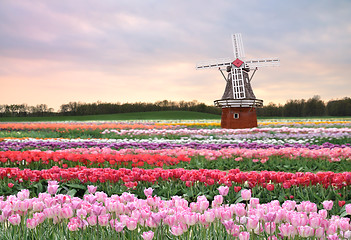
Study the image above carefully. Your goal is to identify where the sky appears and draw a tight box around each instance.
[1,0,350,111]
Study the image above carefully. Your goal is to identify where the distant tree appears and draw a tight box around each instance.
[283,99,305,117]
[257,102,283,117]
[303,95,326,116]
[327,97,351,116]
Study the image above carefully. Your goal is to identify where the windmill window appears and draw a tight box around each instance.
[233,113,240,119]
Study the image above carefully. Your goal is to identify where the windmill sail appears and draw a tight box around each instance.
[196,58,232,70]
[244,58,280,69]
[232,33,245,59]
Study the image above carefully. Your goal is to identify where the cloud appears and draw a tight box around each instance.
[0,0,350,110]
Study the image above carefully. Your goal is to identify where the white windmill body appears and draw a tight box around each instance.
[196,33,280,128]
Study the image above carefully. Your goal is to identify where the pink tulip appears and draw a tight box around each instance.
[319,209,328,218]
[170,225,185,236]
[142,231,154,240]
[98,214,110,226]
[151,212,163,225]
[263,212,276,222]
[222,220,240,237]
[346,204,351,215]
[322,200,333,211]
[33,212,46,224]
[8,214,21,225]
[279,223,296,237]
[218,186,229,196]
[185,212,199,226]
[72,199,81,209]
[239,231,250,240]
[67,219,80,231]
[60,206,73,219]
[233,205,246,217]
[92,204,104,216]
[17,189,30,200]
[48,180,59,186]
[0,215,6,223]
[33,201,44,212]
[84,194,97,204]
[2,206,12,218]
[126,217,138,230]
[247,216,259,230]
[26,218,38,229]
[47,184,59,195]
[315,227,325,238]
[220,208,232,221]
[241,189,251,201]
[144,188,153,197]
[87,215,97,226]
[76,209,87,219]
[250,198,259,208]
[198,200,209,212]
[16,200,29,212]
[339,219,350,231]
[344,230,351,239]
[204,210,215,223]
[115,222,125,232]
[222,219,235,232]
[310,216,322,229]
[297,225,314,237]
[212,195,223,207]
[282,200,296,211]
[87,185,97,194]
[326,223,337,235]
[95,192,108,202]
[327,233,340,240]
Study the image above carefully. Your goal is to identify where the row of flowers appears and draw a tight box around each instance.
[1,137,349,151]
[1,119,350,130]
[2,166,351,189]
[0,151,191,168]
[101,127,351,139]
[0,122,174,131]
[1,184,351,239]
[1,146,349,167]
[59,146,351,162]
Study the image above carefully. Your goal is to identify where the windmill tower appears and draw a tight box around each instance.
[196,33,280,129]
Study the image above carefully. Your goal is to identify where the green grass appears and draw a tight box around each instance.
[0,111,221,122]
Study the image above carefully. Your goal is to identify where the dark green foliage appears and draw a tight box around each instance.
[257,95,350,117]
[0,100,221,118]
[327,97,351,116]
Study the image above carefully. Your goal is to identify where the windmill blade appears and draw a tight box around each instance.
[244,58,280,69]
[231,68,246,99]
[196,57,232,70]
[232,33,245,59]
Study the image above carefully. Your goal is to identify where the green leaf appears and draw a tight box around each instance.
[67,189,77,197]
[64,183,86,190]
[340,211,348,218]
[235,197,244,204]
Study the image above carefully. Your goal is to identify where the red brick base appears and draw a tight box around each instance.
[221,107,258,129]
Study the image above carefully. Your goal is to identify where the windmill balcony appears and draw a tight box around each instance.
[214,99,263,108]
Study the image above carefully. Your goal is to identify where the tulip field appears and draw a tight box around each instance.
[0,119,351,239]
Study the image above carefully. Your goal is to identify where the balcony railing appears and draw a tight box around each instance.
[214,99,263,108]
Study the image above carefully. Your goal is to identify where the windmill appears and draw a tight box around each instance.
[196,33,280,129]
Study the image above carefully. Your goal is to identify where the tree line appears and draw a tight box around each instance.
[257,96,351,117]
[0,100,221,117]
[0,96,350,117]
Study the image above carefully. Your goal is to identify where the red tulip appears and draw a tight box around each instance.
[338,201,346,207]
